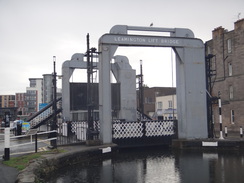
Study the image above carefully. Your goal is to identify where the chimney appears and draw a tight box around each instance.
[234,18,244,31]
[212,26,225,38]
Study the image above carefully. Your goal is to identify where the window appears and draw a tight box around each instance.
[168,100,173,108]
[229,85,234,100]
[207,46,211,55]
[228,62,233,76]
[30,80,36,87]
[227,39,232,53]
[230,110,234,124]
[157,102,162,109]
[145,97,153,104]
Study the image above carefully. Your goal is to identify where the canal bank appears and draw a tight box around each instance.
[2,137,244,183]
[43,142,244,183]
[172,139,244,150]
[15,143,118,183]
[172,132,244,150]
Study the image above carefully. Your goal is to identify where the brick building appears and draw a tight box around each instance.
[206,18,244,133]
[0,95,15,108]
[140,87,176,117]
[0,95,17,121]
[15,93,27,115]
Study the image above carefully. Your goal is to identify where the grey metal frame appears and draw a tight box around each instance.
[99,25,208,143]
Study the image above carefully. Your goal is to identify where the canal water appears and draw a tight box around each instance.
[47,147,244,183]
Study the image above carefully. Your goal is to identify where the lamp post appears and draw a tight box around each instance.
[86,34,93,140]
[50,56,57,148]
[136,60,144,121]
[206,54,216,138]
[139,60,144,118]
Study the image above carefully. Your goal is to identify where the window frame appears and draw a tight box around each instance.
[230,110,234,124]
[229,85,234,100]
[227,39,232,53]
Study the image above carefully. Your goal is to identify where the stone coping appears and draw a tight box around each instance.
[16,143,117,183]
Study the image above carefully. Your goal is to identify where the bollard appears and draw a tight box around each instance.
[4,127,10,160]
[240,126,243,138]
[35,133,38,153]
[224,126,228,138]
[218,98,224,139]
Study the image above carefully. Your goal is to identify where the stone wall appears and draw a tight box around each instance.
[16,144,117,183]
[206,19,244,133]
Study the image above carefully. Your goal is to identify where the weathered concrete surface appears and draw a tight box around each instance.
[15,143,117,183]
[172,139,244,150]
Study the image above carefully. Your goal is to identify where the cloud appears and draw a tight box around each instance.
[0,0,243,94]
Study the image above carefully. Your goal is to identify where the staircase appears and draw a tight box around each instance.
[137,109,152,121]
[27,97,62,129]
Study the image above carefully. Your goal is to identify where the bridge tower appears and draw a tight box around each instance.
[99,25,208,143]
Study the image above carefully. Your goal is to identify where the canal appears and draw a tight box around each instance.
[47,147,244,183]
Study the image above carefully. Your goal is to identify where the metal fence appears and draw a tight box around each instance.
[56,120,177,147]
[112,120,177,146]
[1,127,57,160]
[56,121,100,145]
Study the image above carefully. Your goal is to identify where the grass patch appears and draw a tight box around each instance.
[3,153,43,170]
[3,148,66,171]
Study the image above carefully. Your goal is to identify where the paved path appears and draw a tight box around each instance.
[0,160,19,183]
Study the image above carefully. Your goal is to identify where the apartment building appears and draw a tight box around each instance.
[15,93,27,115]
[141,87,176,117]
[154,94,177,120]
[206,18,244,133]
[0,95,17,121]
[25,78,43,114]
[0,95,15,108]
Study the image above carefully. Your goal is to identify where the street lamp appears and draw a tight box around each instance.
[136,60,144,120]
[50,56,57,148]
[139,60,144,117]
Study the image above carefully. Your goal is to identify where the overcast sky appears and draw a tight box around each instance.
[0,0,243,95]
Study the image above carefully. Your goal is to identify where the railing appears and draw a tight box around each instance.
[28,97,62,129]
[113,120,176,138]
[56,120,177,147]
[57,121,100,145]
[0,127,4,142]
[112,120,178,146]
[9,130,57,149]
[137,110,152,121]
[1,127,57,160]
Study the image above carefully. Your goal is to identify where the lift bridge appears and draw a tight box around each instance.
[28,97,177,147]
[27,52,178,147]
[28,24,208,147]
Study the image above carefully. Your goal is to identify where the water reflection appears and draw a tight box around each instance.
[111,149,180,183]
[47,147,244,183]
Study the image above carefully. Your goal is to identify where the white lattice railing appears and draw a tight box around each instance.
[57,120,176,141]
[146,121,175,137]
[113,121,143,139]
[29,98,62,128]
[113,120,175,139]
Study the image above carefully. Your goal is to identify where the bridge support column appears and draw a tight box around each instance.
[99,45,117,144]
[112,56,137,121]
[174,47,208,139]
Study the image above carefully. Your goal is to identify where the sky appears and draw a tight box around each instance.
[0,0,243,95]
